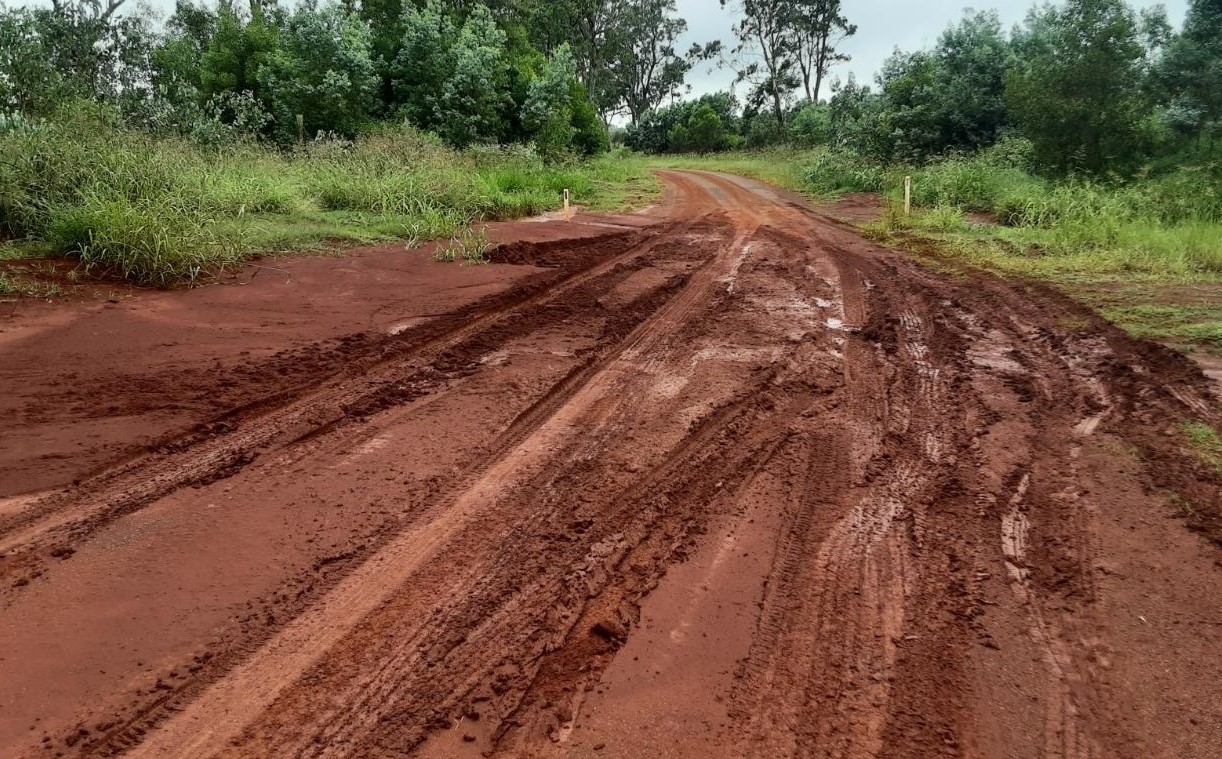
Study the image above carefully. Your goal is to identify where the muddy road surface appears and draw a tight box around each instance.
[1,171,1220,759]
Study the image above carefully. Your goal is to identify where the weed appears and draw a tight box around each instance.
[435,225,492,264]
[1181,421,1222,476]
[0,121,658,286]
[913,206,969,233]
[0,272,62,297]
[1168,491,1200,519]
[1099,439,1142,460]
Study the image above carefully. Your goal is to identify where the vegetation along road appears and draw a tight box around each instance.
[0,170,1219,758]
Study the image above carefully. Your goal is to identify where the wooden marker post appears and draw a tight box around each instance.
[904,175,912,216]
[563,189,571,220]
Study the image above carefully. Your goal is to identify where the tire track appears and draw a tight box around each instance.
[9,170,1220,759]
[118,217,746,759]
[0,226,703,592]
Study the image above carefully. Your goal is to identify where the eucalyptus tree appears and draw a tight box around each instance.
[790,0,855,102]
[610,0,690,124]
[1156,0,1222,148]
[720,0,855,125]
[720,0,798,128]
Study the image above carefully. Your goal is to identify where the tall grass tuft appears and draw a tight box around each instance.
[803,146,1222,277]
[0,118,647,285]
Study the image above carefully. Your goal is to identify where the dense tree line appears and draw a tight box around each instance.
[4,0,1218,177]
[630,0,1221,178]
[0,0,701,155]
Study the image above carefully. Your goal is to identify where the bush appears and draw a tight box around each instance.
[802,151,887,194]
[909,158,1042,212]
[0,118,630,284]
[47,195,243,284]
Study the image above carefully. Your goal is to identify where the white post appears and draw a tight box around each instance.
[563,189,571,219]
[903,175,912,216]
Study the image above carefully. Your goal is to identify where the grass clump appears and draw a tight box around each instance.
[646,149,821,192]
[1181,421,1222,476]
[47,196,245,285]
[435,225,492,264]
[0,120,657,286]
[803,150,887,195]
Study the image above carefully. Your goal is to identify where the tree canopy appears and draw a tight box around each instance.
[2,0,1220,176]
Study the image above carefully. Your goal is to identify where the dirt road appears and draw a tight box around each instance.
[1,171,1220,758]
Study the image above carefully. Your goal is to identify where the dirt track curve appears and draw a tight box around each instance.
[2,171,1221,759]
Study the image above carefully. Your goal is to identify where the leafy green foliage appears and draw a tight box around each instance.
[624,92,740,153]
[257,2,377,143]
[392,2,510,147]
[1006,0,1152,175]
[0,119,648,285]
[1154,0,1222,150]
[873,11,1012,162]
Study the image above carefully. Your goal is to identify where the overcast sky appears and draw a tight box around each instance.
[677,0,1189,100]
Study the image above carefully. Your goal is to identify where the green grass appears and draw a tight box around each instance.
[1094,303,1222,347]
[0,122,658,286]
[645,149,823,194]
[1181,421,1222,476]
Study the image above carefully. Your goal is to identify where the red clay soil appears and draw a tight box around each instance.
[1,171,1220,759]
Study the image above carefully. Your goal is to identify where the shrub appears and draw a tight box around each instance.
[803,151,887,194]
[0,116,625,285]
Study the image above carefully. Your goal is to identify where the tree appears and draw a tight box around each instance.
[1156,0,1222,149]
[790,0,854,102]
[150,1,218,120]
[391,1,455,132]
[1006,0,1152,174]
[437,5,511,146]
[391,2,510,147]
[826,74,887,155]
[0,9,68,114]
[686,102,731,153]
[722,0,798,128]
[570,0,618,118]
[933,11,1011,151]
[199,0,279,101]
[610,0,690,125]
[788,100,830,145]
[522,43,577,158]
[0,0,156,115]
[873,10,1012,161]
[624,91,740,153]
[257,1,377,141]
